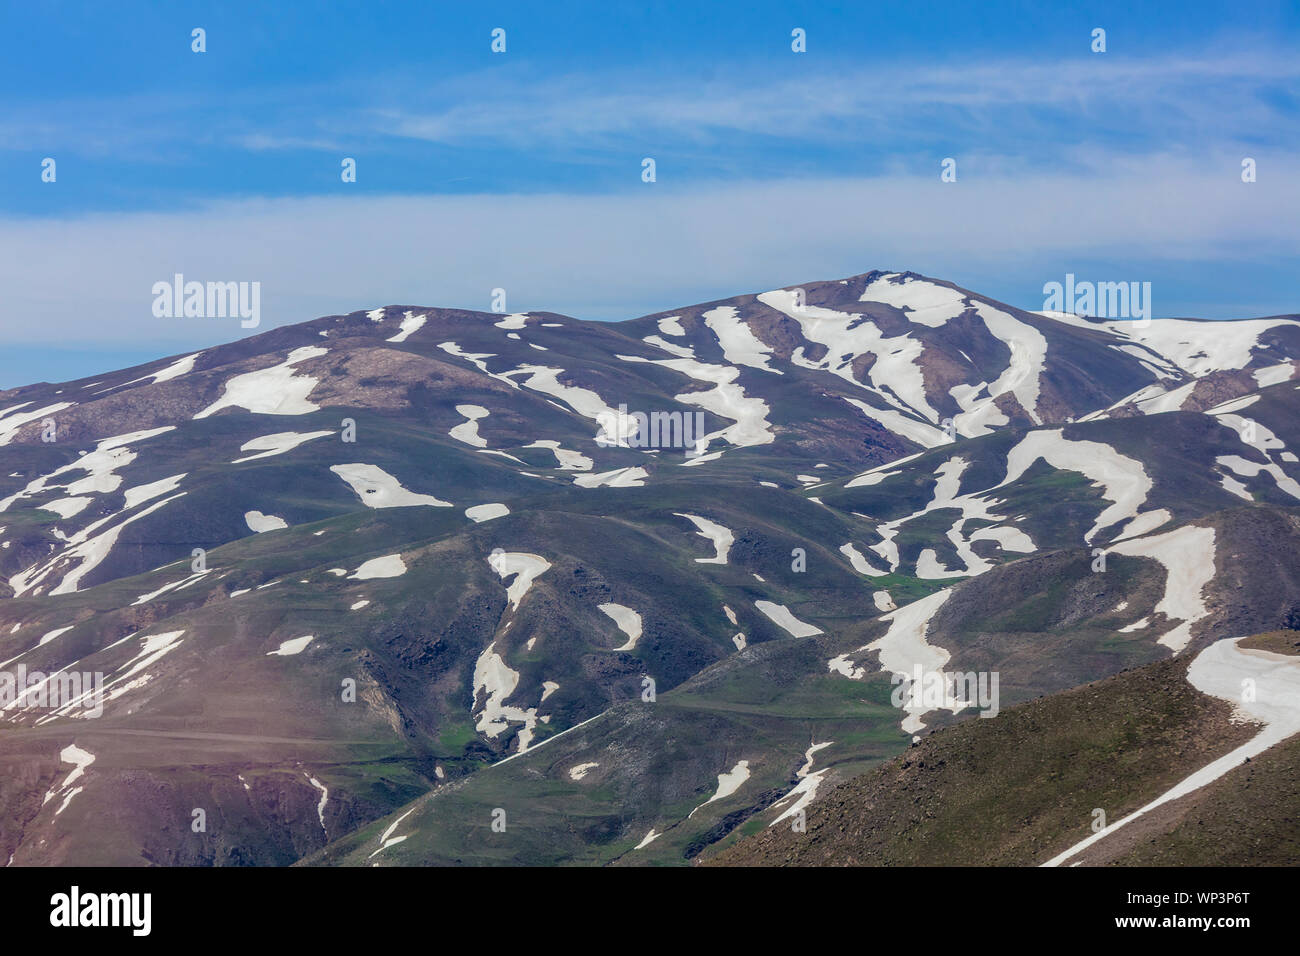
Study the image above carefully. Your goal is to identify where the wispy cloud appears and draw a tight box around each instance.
[371,52,1300,156]
[2,158,1296,360]
[4,51,1296,180]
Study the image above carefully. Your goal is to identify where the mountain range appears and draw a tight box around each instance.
[2,269,1298,866]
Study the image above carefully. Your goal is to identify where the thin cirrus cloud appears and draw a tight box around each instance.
[368,52,1300,153]
[3,50,1296,189]
[1,47,1297,386]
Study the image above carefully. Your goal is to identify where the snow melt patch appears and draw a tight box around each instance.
[499,365,635,446]
[598,603,643,651]
[689,760,751,817]
[0,402,75,447]
[267,635,314,656]
[449,405,490,448]
[350,554,407,580]
[702,306,780,373]
[1,426,176,514]
[194,346,326,419]
[840,542,887,576]
[573,467,648,488]
[330,463,452,508]
[1110,524,1216,653]
[465,503,509,523]
[42,745,95,817]
[245,510,288,533]
[471,641,541,753]
[523,440,592,471]
[674,513,733,564]
[617,350,774,457]
[232,430,333,463]
[657,315,686,336]
[1001,430,1155,543]
[9,490,186,597]
[1253,363,1295,388]
[368,808,416,859]
[634,829,662,850]
[386,311,427,343]
[828,588,961,733]
[755,601,822,637]
[488,551,551,611]
[306,775,329,833]
[770,741,835,828]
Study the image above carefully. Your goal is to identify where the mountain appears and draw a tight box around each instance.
[2,270,1298,866]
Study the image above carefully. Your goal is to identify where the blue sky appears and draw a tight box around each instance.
[1,0,1298,386]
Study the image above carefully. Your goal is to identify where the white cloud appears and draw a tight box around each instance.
[0,159,1297,357]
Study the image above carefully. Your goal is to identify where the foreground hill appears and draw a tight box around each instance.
[708,631,1300,866]
[2,270,1299,865]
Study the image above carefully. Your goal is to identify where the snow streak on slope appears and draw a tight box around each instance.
[863,456,1037,578]
[10,491,187,597]
[522,440,592,471]
[1044,637,1300,866]
[840,543,887,576]
[448,405,489,448]
[1000,430,1156,543]
[0,426,176,514]
[500,366,636,446]
[702,306,780,373]
[618,344,775,457]
[754,601,822,637]
[488,551,551,611]
[386,312,427,343]
[1110,525,1217,653]
[471,641,546,754]
[757,289,936,424]
[231,430,333,463]
[41,745,95,818]
[769,741,834,827]
[573,466,648,488]
[758,279,1048,439]
[598,603,643,651]
[673,513,733,564]
[0,402,75,446]
[828,589,962,734]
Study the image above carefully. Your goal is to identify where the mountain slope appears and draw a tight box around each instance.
[3,269,1299,866]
